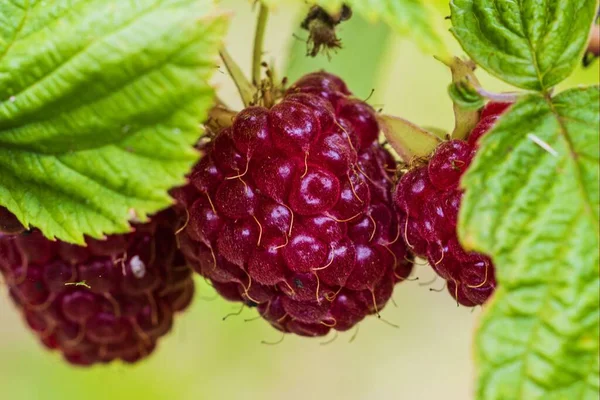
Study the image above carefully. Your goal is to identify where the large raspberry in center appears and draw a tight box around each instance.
[177,72,413,337]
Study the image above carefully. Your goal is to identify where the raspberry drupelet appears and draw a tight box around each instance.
[177,72,414,337]
[0,209,194,366]
[394,101,511,306]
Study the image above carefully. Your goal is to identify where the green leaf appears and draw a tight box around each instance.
[448,80,485,111]
[0,0,228,244]
[441,57,484,140]
[263,0,443,52]
[459,87,600,400]
[451,0,599,91]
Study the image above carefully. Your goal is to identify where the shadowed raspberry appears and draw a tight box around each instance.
[0,206,24,235]
[0,210,194,366]
[394,101,510,306]
[178,71,413,337]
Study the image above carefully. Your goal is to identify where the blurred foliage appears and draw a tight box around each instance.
[285,12,392,99]
[263,0,444,52]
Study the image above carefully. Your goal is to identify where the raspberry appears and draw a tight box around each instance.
[178,71,413,337]
[0,210,194,366]
[0,206,24,235]
[394,101,510,306]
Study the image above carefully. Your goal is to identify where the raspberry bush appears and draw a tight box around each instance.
[0,1,597,399]
[177,72,413,336]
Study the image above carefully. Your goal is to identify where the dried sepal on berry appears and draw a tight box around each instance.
[378,114,443,164]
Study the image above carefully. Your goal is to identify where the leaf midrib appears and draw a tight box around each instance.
[546,94,600,232]
[517,0,546,91]
[0,0,30,65]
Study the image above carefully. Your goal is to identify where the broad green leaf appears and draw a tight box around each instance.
[451,0,599,91]
[263,0,443,52]
[459,87,600,400]
[285,11,392,99]
[0,0,228,244]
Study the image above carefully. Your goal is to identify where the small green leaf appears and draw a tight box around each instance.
[439,56,484,140]
[0,0,228,244]
[263,0,443,52]
[448,80,485,111]
[451,0,599,91]
[459,87,600,400]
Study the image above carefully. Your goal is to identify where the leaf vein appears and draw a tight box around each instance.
[0,0,30,65]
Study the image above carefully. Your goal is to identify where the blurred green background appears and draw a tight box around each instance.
[1,1,598,399]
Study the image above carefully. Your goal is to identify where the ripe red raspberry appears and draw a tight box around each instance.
[0,210,194,366]
[177,71,413,337]
[0,206,25,235]
[394,102,511,306]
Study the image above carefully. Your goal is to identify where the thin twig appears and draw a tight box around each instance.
[252,4,269,86]
[220,48,254,107]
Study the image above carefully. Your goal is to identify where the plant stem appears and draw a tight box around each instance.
[467,76,521,102]
[220,48,254,107]
[252,4,269,86]
[438,56,481,140]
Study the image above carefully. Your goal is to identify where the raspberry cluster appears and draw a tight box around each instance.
[177,72,413,336]
[394,102,511,306]
[0,210,194,366]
